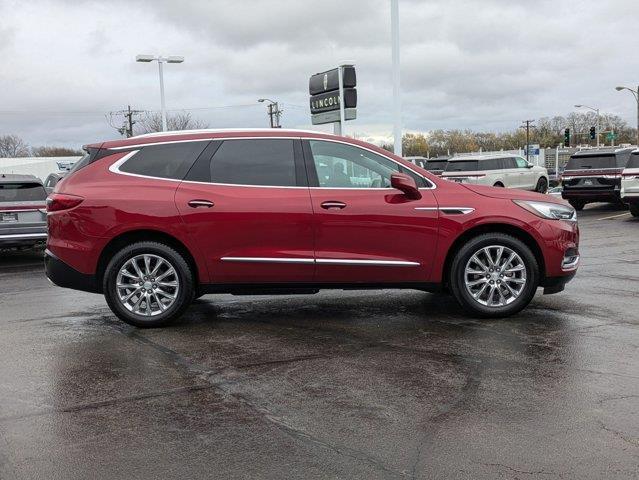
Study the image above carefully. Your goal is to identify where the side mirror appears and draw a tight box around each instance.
[391,173,422,200]
[526,163,534,169]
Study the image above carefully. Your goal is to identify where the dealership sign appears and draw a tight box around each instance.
[309,66,357,126]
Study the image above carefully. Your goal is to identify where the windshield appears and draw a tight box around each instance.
[0,183,47,202]
[566,154,616,170]
[626,153,639,168]
[445,160,478,172]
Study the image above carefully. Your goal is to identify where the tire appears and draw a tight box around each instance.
[493,182,504,188]
[569,200,585,211]
[103,241,194,327]
[535,177,548,194]
[449,233,539,318]
[630,204,639,217]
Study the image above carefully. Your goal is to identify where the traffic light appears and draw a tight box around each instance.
[564,128,570,146]
[589,126,596,140]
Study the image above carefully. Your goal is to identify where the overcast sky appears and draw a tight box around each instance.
[1,0,638,148]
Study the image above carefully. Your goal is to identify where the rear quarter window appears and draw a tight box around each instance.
[119,141,209,180]
[626,154,639,168]
[0,183,47,202]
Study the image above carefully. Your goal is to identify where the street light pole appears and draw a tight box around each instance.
[157,60,167,132]
[390,0,402,157]
[574,104,600,147]
[136,54,184,132]
[615,85,639,146]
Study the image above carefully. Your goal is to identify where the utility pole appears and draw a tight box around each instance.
[258,99,282,128]
[107,106,144,138]
[520,119,536,162]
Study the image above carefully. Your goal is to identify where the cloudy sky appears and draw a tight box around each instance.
[1,0,638,148]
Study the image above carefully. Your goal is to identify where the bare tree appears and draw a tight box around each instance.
[135,111,209,134]
[32,146,83,157]
[0,134,30,157]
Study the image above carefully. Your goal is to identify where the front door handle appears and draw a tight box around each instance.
[188,199,214,208]
[321,201,346,210]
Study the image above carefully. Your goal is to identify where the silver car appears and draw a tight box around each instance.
[621,149,639,217]
[442,154,549,193]
[0,174,48,249]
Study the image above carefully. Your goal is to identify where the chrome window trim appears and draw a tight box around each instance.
[107,136,437,190]
[220,257,420,267]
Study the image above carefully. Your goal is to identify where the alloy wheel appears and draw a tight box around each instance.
[464,245,527,307]
[115,254,180,317]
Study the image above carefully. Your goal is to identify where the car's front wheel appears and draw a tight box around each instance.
[449,233,539,318]
[103,241,194,327]
[630,204,639,217]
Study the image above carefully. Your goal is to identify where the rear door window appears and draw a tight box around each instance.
[120,141,209,180]
[210,139,298,187]
[0,183,47,202]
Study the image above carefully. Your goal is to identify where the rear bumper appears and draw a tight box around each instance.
[0,229,47,247]
[562,189,620,203]
[44,249,100,293]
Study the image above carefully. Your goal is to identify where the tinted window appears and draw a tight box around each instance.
[627,153,639,168]
[120,141,208,180]
[0,183,47,202]
[66,149,95,175]
[425,160,447,170]
[210,139,296,186]
[616,151,632,168]
[482,158,500,170]
[566,154,616,170]
[446,160,478,172]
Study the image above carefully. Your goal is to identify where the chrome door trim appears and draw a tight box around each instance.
[220,257,420,266]
[221,257,315,264]
[315,258,420,266]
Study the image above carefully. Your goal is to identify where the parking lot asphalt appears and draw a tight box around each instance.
[0,204,638,480]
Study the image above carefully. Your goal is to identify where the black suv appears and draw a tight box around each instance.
[0,174,48,249]
[561,147,634,210]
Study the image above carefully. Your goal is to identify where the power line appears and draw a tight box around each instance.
[107,106,145,138]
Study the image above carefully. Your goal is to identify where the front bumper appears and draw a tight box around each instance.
[44,249,100,293]
[541,272,576,295]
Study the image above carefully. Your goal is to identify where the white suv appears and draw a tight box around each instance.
[621,149,639,217]
[442,154,549,193]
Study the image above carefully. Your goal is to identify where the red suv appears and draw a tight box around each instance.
[45,129,579,327]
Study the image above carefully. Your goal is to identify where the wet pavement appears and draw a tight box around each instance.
[0,204,638,479]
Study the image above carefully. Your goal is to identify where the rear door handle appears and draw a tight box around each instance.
[321,201,346,210]
[188,199,214,208]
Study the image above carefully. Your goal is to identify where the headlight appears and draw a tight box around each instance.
[513,200,577,221]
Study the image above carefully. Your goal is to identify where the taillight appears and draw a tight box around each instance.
[46,193,84,212]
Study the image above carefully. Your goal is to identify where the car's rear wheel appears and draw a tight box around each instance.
[630,204,639,217]
[493,182,504,187]
[535,177,548,194]
[569,200,585,211]
[449,233,539,318]
[103,241,194,327]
